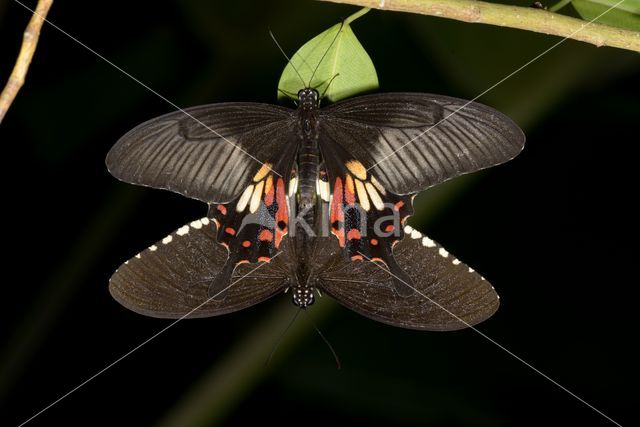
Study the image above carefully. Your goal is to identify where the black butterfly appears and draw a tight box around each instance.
[107,89,524,330]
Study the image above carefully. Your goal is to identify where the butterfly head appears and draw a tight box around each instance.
[292,282,315,308]
[298,88,320,110]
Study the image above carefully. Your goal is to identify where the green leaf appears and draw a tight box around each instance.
[277,8,378,103]
[572,0,640,31]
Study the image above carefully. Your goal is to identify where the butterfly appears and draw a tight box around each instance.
[107,89,525,330]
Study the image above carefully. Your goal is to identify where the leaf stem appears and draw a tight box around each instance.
[319,0,640,53]
[345,6,372,24]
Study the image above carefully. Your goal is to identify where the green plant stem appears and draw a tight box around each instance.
[549,0,573,13]
[319,0,640,52]
[345,6,371,23]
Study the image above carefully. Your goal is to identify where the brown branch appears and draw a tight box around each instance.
[0,0,54,124]
[319,0,640,53]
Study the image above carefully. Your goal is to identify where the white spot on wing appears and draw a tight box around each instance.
[177,225,189,236]
[236,184,254,212]
[190,220,203,229]
[410,229,421,239]
[438,248,449,258]
[365,182,384,210]
[135,253,141,259]
[452,258,461,265]
[468,267,475,273]
[422,236,436,247]
[355,179,370,211]
[162,235,173,244]
[404,225,413,234]
[288,177,298,197]
[201,217,210,225]
[149,245,158,251]
[370,175,386,195]
[250,181,264,213]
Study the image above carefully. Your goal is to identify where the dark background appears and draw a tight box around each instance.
[1,1,637,426]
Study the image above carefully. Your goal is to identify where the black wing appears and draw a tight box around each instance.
[106,103,295,203]
[320,92,525,195]
[109,217,289,318]
[314,226,499,331]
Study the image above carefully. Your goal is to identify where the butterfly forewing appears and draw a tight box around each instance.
[109,217,289,318]
[106,103,295,203]
[321,93,525,195]
[314,226,499,331]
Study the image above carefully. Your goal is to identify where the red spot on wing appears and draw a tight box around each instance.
[258,256,271,262]
[370,238,379,246]
[217,204,227,215]
[242,240,251,248]
[385,225,395,233]
[351,255,363,261]
[394,201,404,211]
[259,229,274,242]
[237,260,250,265]
[330,177,346,247]
[274,178,288,248]
[347,229,361,240]
[371,257,383,262]
[225,227,236,236]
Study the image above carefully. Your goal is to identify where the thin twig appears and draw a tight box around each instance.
[0,0,54,123]
[319,0,640,52]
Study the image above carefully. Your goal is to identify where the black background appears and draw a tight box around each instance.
[1,1,637,426]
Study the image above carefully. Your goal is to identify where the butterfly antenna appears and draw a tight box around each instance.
[303,309,341,369]
[269,28,306,88]
[308,21,344,89]
[266,307,302,367]
[320,73,340,99]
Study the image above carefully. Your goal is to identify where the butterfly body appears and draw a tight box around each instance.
[107,91,525,330]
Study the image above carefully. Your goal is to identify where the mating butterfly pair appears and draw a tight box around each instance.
[107,89,524,330]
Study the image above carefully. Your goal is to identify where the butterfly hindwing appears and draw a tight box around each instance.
[106,103,296,203]
[314,227,499,331]
[108,217,289,318]
[320,92,525,195]
[320,140,416,296]
[207,166,292,296]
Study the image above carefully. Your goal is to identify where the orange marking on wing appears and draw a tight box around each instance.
[351,255,363,261]
[371,257,383,262]
[347,229,361,240]
[330,177,344,225]
[237,260,250,265]
[385,225,395,233]
[225,227,236,236]
[394,201,405,211]
[274,178,288,248]
[259,229,274,242]
[217,204,227,215]
[344,175,356,205]
[258,256,271,262]
[264,175,274,206]
[242,240,251,248]
[370,238,379,246]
